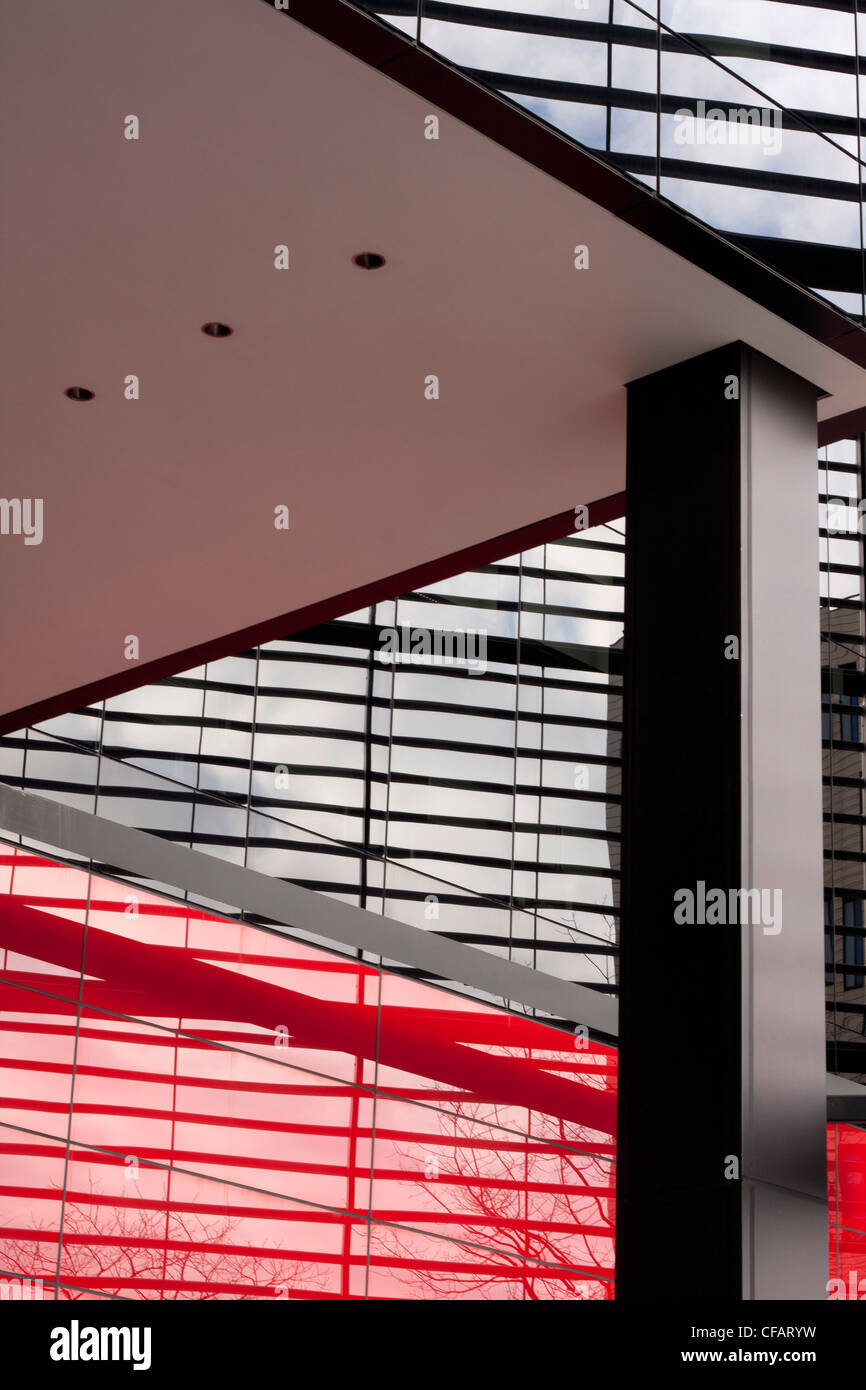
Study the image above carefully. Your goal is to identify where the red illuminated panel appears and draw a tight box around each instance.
[0,1130,66,1287]
[370,966,615,1293]
[365,1221,607,1300]
[0,847,620,1298]
[58,1151,362,1300]
[7,849,866,1299]
[0,851,85,1002]
[367,1096,614,1298]
[374,968,617,1139]
[828,1123,866,1301]
[82,875,381,1085]
[67,1013,377,1215]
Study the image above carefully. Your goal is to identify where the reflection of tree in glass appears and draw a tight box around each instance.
[0,1182,325,1300]
[561,911,618,993]
[372,1086,614,1300]
[502,914,619,1011]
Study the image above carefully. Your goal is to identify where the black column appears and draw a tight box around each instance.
[617,342,826,1300]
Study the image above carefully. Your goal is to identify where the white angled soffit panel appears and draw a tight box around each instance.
[0,0,864,724]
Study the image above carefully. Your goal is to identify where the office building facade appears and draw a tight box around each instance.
[2,0,866,1308]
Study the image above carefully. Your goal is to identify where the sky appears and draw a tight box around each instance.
[369,0,864,310]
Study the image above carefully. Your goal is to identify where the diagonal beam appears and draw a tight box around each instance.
[0,782,618,1040]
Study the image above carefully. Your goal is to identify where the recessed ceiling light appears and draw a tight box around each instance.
[201,322,233,337]
[352,252,386,270]
[65,387,94,401]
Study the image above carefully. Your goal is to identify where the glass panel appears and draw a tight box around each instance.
[0,845,619,1299]
[828,1122,866,1299]
[0,847,87,1001]
[412,0,866,309]
[2,508,625,1012]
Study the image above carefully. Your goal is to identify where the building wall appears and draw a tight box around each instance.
[821,439,866,1080]
[0,523,625,1005]
[361,1,866,319]
[0,846,616,1300]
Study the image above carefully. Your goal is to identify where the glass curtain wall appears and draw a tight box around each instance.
[821,437,866,1082]
[0,519,625,1005]
[4,434,866,1068]
[1,846,863,1300]
[0,846,616,1300]
[359,1,866,319]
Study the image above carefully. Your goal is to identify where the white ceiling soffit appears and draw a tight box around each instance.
[1,0,863,724]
